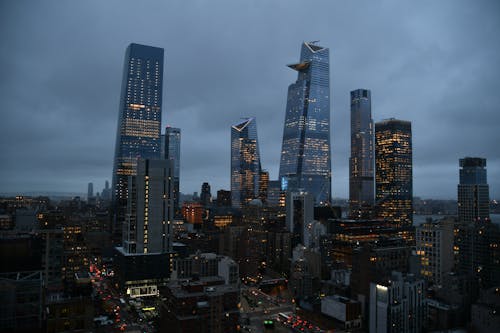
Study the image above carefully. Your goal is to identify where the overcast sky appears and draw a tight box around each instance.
[1,0,499,199]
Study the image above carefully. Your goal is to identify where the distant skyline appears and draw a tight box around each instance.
[1,0,499,199]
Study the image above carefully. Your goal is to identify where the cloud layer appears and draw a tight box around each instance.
[1,0,499,199]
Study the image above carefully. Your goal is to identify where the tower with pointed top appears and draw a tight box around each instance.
[231,117,261,208]
[279,42,331,204]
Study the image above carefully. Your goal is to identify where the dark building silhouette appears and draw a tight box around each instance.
[349,89,374,219]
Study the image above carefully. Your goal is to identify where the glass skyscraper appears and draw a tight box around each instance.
[164,127,181,215]
[349,89,374,218]
[458,157,489,223]
[279,42,331,204]
[231,117,261,208]
[375,118,412,226]
[112,43,164,242]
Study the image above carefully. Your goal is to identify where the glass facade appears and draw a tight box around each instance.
[458,157,489,223]
[231,117,261,208]
[375,118,412,226]
[279,42,331,204]
[165,127,181,214]
[112,43,164,242]
[349,89,374,218]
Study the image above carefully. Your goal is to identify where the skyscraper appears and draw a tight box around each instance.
[349,89,374,218]
[279,41,331,204]
[122,159,173,254]
[112,43,164,242]
[164,127,181,214]
[375,118,412,226]
[200,182,212,207]
[87,182,93,199]
[231,117,261,208]
[457,157,489,223]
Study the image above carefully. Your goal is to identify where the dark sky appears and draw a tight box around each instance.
[1,0,499,199]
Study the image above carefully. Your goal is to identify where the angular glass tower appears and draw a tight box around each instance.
[112,43,164,242]
[231,117,261,208]
[349,89,374,218]
[279,42,331,204]
[164,127,181,215]
[375,118,412,226]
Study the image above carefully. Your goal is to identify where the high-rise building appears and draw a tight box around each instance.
[457,157,489,224]
[286,191,314,247]
[115,158,174,297]
[349,89,374,218]
[122,159,173,254]
[112,43,164,242]
[87,182,93,200]
[200,182,212,207]
[165,127,181,215]
[416,218,454,285]
[279,41,331,204]
[258,170,269,204]
[231,117,261,208]
[375,118,412,226]
[216,189,231,207]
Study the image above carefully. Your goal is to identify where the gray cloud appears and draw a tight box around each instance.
[1,0,499,199]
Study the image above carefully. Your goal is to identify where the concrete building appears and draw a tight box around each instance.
[416,217,454,285]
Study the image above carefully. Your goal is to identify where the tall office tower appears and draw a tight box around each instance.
[416,218,454,285]
[458,157,490,223]
[369,271,426,333]
[349,89,374,219]
[165,127,181,215]
[231,117,261,208]
[259,170,269,204]
[279,41,331,204]
[200,182,212,207]
[101,180,111,201]
[112,43,164,242]
[286,191,314,248]
[375,119,412,226]
[87,182,94,199]
[122,159,173,254]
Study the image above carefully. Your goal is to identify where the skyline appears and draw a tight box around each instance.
[1,0,500,199]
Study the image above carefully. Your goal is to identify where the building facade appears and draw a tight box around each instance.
[230,117,261,208]
[112,43,164,242]
[375,118,412,226]
[349,89,374,218]
[416,218,454,285]
[369,272,426,333]
[457,157,489,224]
[122,159,173,255]
[279,42,331,204]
